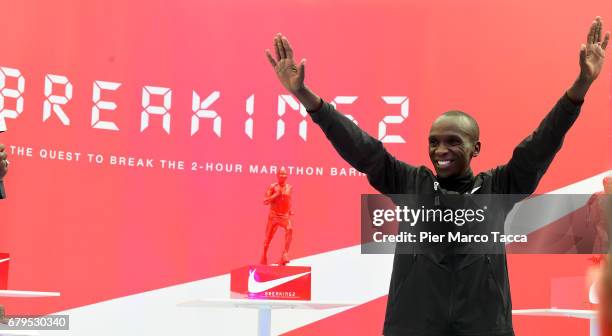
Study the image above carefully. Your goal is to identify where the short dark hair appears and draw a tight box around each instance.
[440,110,480,142]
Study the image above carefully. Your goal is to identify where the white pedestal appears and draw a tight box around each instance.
[0,290,60,336]
[178,298,357,336]
[0,290,60,298]
[513,309,597,336]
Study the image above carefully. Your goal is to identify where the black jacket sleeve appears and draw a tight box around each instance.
[310,101,419,194]
[491,94,582,194]
[0,180,5,199]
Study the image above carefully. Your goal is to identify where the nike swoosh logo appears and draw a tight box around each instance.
[0,258,10,263]
[247,269,310,293]
[471,186,481,194]
[589,280,599,304]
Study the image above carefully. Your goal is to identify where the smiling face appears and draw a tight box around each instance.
[428,112,480,179]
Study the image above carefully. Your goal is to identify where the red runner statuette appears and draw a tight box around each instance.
[260,167,294,266]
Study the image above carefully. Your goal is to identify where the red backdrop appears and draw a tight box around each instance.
[0,1,609,335]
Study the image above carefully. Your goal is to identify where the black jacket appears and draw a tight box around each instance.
[309,94,582,335]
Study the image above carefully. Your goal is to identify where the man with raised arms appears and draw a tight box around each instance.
[266,17,609,336]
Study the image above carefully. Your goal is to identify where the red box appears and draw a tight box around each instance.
[0,253,9,290]
[231,265,311,301]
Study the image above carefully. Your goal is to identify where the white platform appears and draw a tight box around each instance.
[513,309,597,336]
[0,290,59,335]
[0,291,60,298]
[179,298,357,336]
[178,298,356,310]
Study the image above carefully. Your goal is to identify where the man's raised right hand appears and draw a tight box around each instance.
[266,33,306,94]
